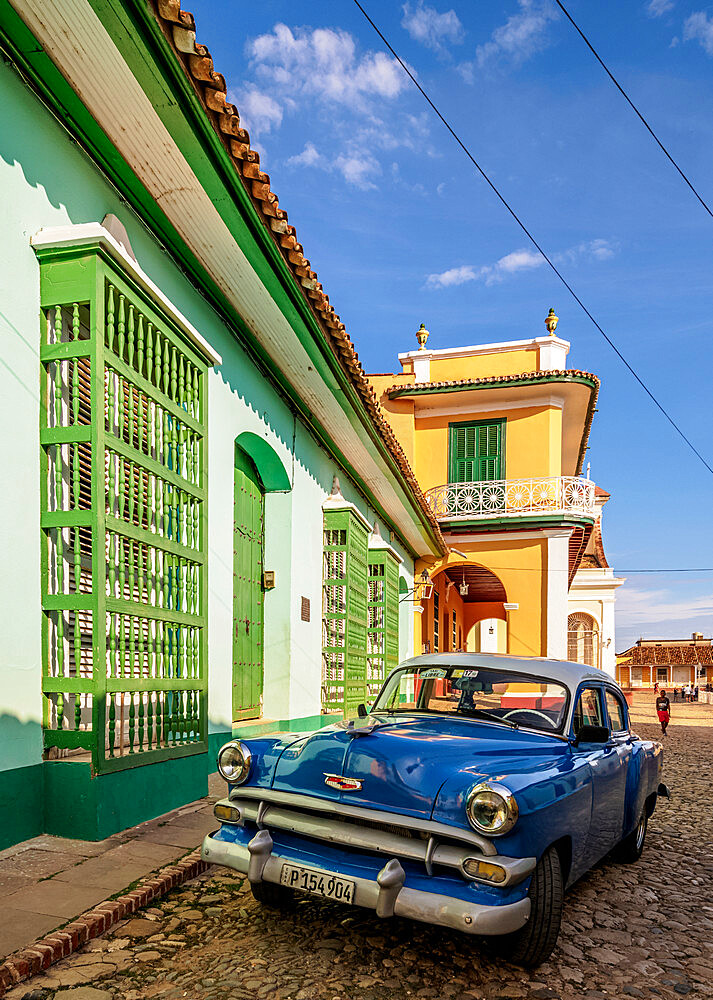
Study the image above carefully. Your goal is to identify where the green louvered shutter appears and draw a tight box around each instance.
[366,550,400,704]
[449,421,504,483]
[322,508,367,715]
[345,517,368,714]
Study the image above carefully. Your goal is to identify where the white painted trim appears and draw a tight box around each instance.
[31,223,223,366]
[414,394,564,418]
[398,335,570,363]
[368,537,404,563]
[547,533,570,658]
[443,529,572,543]
[322,495,372,531]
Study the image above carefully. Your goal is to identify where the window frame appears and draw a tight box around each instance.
[604,687,629,734]
[448,418,506,484]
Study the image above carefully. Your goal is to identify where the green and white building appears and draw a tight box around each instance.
[0,0,445,850]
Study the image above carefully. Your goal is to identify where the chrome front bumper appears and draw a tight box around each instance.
[202,830,531,936]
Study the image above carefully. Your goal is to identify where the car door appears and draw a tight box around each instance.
[571,685,628,865]
[604,687,642,840]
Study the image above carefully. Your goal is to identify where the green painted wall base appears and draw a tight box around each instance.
[0,714,339,851]
[43,752,210,842]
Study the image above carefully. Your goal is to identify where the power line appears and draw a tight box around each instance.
[554,0,713,222]
[351,0,713,478]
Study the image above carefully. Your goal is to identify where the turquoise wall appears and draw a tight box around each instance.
[0,56,415,845]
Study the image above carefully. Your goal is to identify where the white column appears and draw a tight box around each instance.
[546,531,571,659]
[600,598,616,678]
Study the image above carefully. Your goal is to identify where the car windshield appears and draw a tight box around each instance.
[372,664,569,733]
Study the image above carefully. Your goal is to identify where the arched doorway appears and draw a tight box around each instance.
[424,562,507,655]
[567,613,600,668]
[232,435,291,721]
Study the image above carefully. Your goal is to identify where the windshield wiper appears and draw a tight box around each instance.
[458,708,518,729]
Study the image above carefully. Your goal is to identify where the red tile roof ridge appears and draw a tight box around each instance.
[384,369,600,396]
[150,0,445,552]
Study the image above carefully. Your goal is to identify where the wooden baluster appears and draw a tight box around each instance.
[185,361,193,418]
[170,345,178,404]
[108,531,116,598]
[127,460,135,526]
[107,450,115,519]
[74,689,81,730]
[154,472,161,535]
[57,606,64,681]
[138,691,144,752]
[107,367,115,435]
[163,481,170,543]
[163,408,170,472]
[118,374,125,443]
[162,690,169,747]
[128,693,135,753]
[138,464,145,531]
[155,330,162,391]
[110,612,117,677]
[117,294,126,361]
[171,688,179,746]
[177,489,183,548]
[127,305,135,372]
[128,383,134,451]
[129,615,135,681]
[185,690,193,740]
[137,313,145,378]
[156,619,163,680]
[118,537,126,601]
[119,612,126,679]
[73,607,81,686]
[118,456,126,521]
[163,339,170,405]
[147,691,153,751]
[146,321,153,387]
[128,538,135,603]
[73,522,81,594]
[108,694,116,756]
[194,627,200,681]
[193,368,200,421]
[138,388,145,459]
[164,622,171,679]
[57,691,64,731]
[193,499,199,554]
[54,303,63,347]
[107,285,115,353]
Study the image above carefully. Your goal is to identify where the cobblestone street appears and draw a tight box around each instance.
[8,719,713,1000]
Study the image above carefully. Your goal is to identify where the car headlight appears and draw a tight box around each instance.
[465,781,518,836]
[217,741,252,784]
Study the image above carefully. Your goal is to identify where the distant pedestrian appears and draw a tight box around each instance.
[656,690,671,735]
[673,687,679,702]
[695,685,699,701]
[654,681,659,694]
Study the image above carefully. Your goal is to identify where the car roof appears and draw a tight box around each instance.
[394,652,616,694]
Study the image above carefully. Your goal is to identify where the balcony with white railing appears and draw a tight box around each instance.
[424,476,597,522]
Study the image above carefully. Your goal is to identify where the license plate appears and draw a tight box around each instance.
[280,863,355,904]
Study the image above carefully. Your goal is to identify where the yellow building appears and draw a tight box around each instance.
[368,311,617,667]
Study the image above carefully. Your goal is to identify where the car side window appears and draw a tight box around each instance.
[573,687,604,735]
[605,690,627,733]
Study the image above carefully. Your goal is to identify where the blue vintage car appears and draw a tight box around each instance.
[202,654,669,966]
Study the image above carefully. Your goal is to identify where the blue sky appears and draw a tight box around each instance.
[185,0,713,649]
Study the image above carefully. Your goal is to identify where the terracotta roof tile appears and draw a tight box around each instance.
[150,0,445,553]
[384,369,600,396]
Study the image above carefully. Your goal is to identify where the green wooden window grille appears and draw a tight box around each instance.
[448,420,505,483]
[366,552,399,704]
[322,509,368,715]
[37,245,209,773]
[433,590,440,653]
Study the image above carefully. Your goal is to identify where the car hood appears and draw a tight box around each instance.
[269,714,568,821]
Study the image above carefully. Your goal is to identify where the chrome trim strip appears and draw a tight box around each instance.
[227,786,497,856]
[215,797,535,887]
[201,833,531,936]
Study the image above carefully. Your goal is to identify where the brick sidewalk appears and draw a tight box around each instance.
[0,773,223,961]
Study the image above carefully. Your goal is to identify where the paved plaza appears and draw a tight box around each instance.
[4,704,713,1000]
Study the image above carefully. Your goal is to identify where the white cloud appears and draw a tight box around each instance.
[334,152,381,190]
[615,585,713,626]
[646,0,674,17]
[475,1,557,69]
[286,142,323,168]
[236,87,283,134]
[247,24,407,112]
[426,238,617,289]
[401,2,464,52]
[683,11,713,55]
[426,265,479,288]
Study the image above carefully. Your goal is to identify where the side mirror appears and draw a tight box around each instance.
[357,703,368,718]
[574,724,610,746]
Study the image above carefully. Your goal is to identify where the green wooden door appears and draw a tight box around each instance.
[449,421,504,482]
[233,448,264,721]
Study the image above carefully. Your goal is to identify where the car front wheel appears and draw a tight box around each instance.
[613,811,647,864]
[493,845,563,967]
[250,880,296,909]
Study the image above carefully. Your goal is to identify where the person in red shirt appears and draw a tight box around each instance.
[656,690,671,735]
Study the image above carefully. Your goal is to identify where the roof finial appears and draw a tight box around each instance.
[544,307,559,336]
[416,322,430,351]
